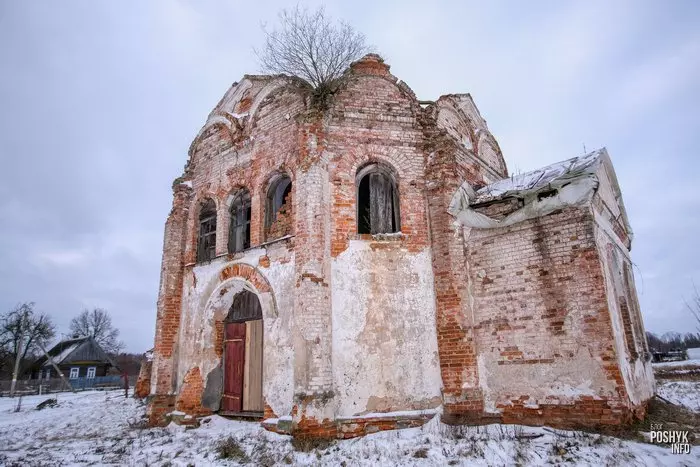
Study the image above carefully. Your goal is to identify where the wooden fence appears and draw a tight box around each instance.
[0,375,137,397]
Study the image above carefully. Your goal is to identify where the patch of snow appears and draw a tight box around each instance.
[475,149,603,203]
[1,391,698,466]
[653,358,700,368]
[49,342,81,365]
[657,381,700,413]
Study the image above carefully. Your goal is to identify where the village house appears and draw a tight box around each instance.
[29,336,116,380]
[139,54,655,438]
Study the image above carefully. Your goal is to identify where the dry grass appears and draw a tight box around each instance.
[597,397,700,446]
[653,364,700,381]
[216,436,250,462]
[290,436,334,453]
[412,447,429,458]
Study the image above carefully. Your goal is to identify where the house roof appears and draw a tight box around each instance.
[32,336,117,369]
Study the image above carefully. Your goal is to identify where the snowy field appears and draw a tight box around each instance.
[657,381,700,413]
[652,358,700,369]
[0,390,698,466]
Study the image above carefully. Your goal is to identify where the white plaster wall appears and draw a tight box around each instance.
[477,351,618,414]
[173,247,296,417]
[595,227,655,406]
[331,241,442,416]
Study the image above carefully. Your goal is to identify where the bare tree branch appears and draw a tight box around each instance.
[69,308,124,355]
[255,6,372,89]
[685,281,700,333]
[0,302,56,376]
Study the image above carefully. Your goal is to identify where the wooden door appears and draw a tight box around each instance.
[222,322,246,412]
[243,319,264,412]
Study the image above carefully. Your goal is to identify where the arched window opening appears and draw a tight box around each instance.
[356,164,400,234]
[228,190,251,253]
[265,175,293,240]
[197,199,217,263]
[226,290,263,323]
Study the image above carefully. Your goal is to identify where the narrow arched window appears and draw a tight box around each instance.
[265,175,292,239]
[228,189,251,253]
[357,164,400,234]
[197,199,217,263]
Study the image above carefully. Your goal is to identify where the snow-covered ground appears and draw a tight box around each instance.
[657,381,700,413]
[652,358,700,369]
[687,348,700,360]
[1,390,698,466]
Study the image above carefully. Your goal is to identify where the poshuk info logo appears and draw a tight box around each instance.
[649,423,692,454]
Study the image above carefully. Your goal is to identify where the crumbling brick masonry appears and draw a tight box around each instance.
[140,54,654,438]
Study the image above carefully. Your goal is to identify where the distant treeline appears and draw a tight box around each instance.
[646,331,700,351]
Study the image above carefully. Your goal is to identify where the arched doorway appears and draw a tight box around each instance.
[222,290,263,414]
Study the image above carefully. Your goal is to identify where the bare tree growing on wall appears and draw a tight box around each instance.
[256,5,372,97]
[69,308,124,355]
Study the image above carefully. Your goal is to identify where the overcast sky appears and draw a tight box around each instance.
[1,1,698,352]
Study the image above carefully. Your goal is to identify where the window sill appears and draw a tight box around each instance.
[186,235,295,267]
[354,233,406,242]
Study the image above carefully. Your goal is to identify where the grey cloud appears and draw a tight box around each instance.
[1,0,698,351]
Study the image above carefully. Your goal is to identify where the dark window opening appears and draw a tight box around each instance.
[226,290,263,323]
[265,175,293,239]
[228,190,251,253]
[537,189,558,201]
[197,199,217,263]
[357,164,400,234]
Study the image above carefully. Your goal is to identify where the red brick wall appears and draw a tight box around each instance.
[150,184,192,396]
[464,206,637,425]
[176,367,210,416]
[422,107,490,420]
[327,70,430,256]
[133,359,152,399]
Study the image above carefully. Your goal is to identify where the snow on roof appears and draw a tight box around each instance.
[45,340,83,365]
[474,149,604,204]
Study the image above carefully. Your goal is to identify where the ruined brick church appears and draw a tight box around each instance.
[142,54,654,437]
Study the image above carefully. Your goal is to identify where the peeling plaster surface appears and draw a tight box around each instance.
[331,241,442,416]
[477,351,614,413]
[596,226,654,406]
[593,169,654,406]
[174,249,295,417]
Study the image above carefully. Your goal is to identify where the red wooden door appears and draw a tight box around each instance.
[222,322,246,412]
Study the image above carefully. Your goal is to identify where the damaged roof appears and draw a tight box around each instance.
[448,148,633,247]
[473,149,604,204]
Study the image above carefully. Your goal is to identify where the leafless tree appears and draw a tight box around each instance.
[69,308,124,355]
[256,5,372,90]
[0,302,55,377]
[686,282,700,332]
